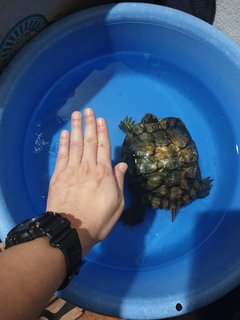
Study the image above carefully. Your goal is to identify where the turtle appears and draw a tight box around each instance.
[119,113,212,224]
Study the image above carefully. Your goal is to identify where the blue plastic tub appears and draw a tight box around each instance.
[0,3,240,319]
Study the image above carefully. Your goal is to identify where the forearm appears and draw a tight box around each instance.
[0,109,126,319]
[0,237,66,320]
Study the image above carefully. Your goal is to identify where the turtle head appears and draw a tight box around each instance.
[119,116,135,133]
[141,113,159,124]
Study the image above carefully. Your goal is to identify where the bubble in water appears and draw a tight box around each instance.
[57,117,68,124]
[34,132,49,153]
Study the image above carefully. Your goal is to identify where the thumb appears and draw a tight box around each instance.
[114,162,128,192]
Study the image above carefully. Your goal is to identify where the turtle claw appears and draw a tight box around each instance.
[119,116,135,133]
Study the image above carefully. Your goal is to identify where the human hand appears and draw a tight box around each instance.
[46,108,127,256]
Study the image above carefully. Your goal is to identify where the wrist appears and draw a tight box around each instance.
[32,237,67,278]
[5,212,83,290]
[56,212,95,257]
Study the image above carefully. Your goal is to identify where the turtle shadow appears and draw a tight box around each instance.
[113,145,146,223]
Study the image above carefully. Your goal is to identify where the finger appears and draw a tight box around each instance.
[69,111,83,165]
[82,108,98,164]
[114,162,128,194]
[96,118,111,165]
[53,130,70,175]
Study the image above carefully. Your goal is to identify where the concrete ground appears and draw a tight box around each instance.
[214,0,240,45]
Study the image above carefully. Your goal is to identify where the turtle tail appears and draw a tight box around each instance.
[170,204,180,222]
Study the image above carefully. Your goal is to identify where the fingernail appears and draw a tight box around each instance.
[61,130,69,138]
[97,118,105,127]
[84,108,93,116]
[118,163,128,173]
[72,111,81,119]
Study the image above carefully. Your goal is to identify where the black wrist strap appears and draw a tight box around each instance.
[47,213,83,290]
[5,212,83,290]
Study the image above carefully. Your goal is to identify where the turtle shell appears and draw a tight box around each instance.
[121,113,212,219]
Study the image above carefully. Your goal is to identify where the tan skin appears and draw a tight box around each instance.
[0,108,127,320]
